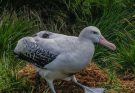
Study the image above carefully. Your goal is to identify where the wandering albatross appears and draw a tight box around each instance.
[14,26,116,93]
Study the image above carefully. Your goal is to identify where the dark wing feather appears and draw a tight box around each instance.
[18,40,60,68]
[32,31,52,38]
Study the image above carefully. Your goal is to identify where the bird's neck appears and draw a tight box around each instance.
[78,36,95,55]
[76,38,95,67]
[78,36,95,58]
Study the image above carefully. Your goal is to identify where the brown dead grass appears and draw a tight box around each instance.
[76,63,108,87]
[17,63,135,93]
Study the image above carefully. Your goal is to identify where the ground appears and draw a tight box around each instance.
[17,63,135,93]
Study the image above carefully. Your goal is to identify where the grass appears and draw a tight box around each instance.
[0,53,36,93]
[0,11,38,55]
[0,11,39,92]
[0,0,135,92]
[93,6,135,66]
[0,54,24,92]
[106,41,135,74]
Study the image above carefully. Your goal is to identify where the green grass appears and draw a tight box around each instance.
[0,12,38,55]
[0,53,24,92]
[0,11,39,92]
[0,53,36,93]
[93,6,135,66]
[106,41,135,74]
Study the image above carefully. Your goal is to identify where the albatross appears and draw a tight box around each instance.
[14,26,116,93]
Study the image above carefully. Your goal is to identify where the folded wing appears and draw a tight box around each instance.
[14,37,60,68]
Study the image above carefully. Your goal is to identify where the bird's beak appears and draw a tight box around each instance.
[99,36,116,51]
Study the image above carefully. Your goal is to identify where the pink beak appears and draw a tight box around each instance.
[99,36,116,51]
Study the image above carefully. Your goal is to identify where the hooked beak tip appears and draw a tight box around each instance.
[110,44,116,51]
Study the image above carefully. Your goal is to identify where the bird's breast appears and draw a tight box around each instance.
[60,43,95,73]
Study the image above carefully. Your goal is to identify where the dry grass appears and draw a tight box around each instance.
[17,63,108,93]
[17,63,135,93]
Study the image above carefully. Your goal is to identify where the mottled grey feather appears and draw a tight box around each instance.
[15,37,60,68]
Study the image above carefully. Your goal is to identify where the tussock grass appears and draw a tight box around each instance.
[0,11,39,92]
[0,11,38,55]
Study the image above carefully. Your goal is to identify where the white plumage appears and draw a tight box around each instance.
[14,26,116,93]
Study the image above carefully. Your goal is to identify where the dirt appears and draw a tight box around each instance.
[17,63,135,93]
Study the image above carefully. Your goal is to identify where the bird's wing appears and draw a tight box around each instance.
[17,37,61,68]
[15,34,79,69]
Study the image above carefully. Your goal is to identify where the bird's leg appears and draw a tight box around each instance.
[71,75,104,93]
[34,72,41,93]
[46,79,56,93]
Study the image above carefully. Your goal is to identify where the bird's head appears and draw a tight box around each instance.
[79,26,116,50]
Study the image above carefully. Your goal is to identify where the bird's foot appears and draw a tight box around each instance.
[83,86,104,93]
[71,75,105,93]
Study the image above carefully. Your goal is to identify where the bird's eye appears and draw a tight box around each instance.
[92,31,98,34]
